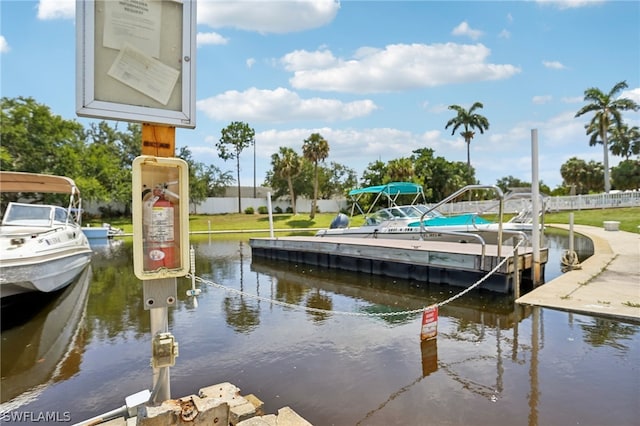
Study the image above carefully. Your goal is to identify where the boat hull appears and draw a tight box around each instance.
[316,224,529,245]
[0,249,92,298]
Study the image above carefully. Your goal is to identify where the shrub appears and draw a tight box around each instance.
[244,207,255,214]
[274,206,283,214]
[286,207,293,213]
[257,206,268,214]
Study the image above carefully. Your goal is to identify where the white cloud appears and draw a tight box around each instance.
[252,127,444,167]
[0,36,10,53]
[498,29,511,39]
[621,87,640,104]
[37,0,74,20]
[281,49,338,72]
[543,60,566,70]
[197,0,340,33]
[535,0,605,10]
[451,21,484,40]
[196,87,377,123]
[197,32,229,47]
[533,95,553,105]
[286,43,521,94]
[246,58,256,68]
[561,96,584,104]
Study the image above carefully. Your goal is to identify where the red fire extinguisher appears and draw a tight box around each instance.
[143,185,178,271]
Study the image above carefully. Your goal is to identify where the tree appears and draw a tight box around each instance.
[495,175,551,195]
[560,157,604,194]
[216,121,255,213]
[410,148,475,202]
[444,102,489,172]
[322,162,357,199]
[83,121,133,205]
[386,157,414,182]
[575,80,639,193]
[270,147,302,214]
[611,159,640,190]
[609,123,640,159]
[1,96,85,174]
[302,133,329,219]
[361,160,388,188]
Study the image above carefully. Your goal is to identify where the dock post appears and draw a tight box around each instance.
[530,129,543,286]
[513,239,520,299]
[267,192,274,238]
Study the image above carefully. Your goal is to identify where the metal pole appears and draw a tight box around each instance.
[150,304,170,403]
[267,192,274,238]
[531,129,542,286]
[569,212,575,254]
[513,239,520,299]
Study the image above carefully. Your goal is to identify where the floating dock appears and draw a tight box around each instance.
[249,236,547,294]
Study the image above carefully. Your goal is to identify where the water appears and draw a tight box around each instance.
[1,231,639,425]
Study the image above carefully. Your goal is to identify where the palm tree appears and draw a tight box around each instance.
[575,80,639,193]
[445,102,489,173]
[272,147,302,214]
[386,157,414,182]
[609,123,640,160]
[302,133,329,219]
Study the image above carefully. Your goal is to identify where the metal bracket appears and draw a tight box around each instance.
[143,278,177,310]
[152,332,179,368]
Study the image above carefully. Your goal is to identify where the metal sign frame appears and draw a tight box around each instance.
[76,0,196,128]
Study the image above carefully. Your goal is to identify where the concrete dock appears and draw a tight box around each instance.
[517,224,640,323]
[250,235,548,294]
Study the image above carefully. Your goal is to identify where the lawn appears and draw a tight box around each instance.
[96,206,639,237]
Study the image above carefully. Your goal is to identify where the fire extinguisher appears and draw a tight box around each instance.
[143,185,178,271]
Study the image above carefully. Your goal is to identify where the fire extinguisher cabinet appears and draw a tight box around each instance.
[132,155,189,280]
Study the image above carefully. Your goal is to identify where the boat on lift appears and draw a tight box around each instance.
[0,171,93,299]
[316,182,526,243]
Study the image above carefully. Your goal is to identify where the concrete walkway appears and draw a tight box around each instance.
[516,223,640,323]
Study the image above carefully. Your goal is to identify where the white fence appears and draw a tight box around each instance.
[437,191,640,215]
[83,191,638,217]
[193,196,348,215]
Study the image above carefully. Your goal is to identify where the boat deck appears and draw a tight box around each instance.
[250,236,548,294]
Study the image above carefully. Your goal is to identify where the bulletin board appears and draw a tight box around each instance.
[76,0,196,128]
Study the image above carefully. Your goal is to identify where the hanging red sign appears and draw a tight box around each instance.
[420,305,438,341]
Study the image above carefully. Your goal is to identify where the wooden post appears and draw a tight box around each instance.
[142,124,176,157]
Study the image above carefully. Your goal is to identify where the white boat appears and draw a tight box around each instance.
[0,172,93,298]
[316,182,531,244]
[82,222,124,240]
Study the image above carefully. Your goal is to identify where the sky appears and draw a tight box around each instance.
[1,0,639,191]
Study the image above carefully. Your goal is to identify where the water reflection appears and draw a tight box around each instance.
[1,232,638,426]
[1,265,92,406]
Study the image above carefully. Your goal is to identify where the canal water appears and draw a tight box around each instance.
[1,230,639,425]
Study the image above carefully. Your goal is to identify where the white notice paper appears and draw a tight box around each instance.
[103,0,162,58]
[107,43,180,105]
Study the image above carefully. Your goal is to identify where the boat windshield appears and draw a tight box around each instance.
[1,203,58,227]
[411,205,444,219]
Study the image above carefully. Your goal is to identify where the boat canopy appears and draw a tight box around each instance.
[348,182,423,197]
[347,182,426,216]
[0,171,80,195]
[0,171,83,225]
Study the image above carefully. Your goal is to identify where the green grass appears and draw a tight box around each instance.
[543,207,639,233]
[92,206,640,237]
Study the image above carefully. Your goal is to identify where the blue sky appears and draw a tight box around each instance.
[2,0,639,190]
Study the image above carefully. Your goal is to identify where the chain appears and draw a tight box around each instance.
[435,238,525,307]
[187,238,526,318]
